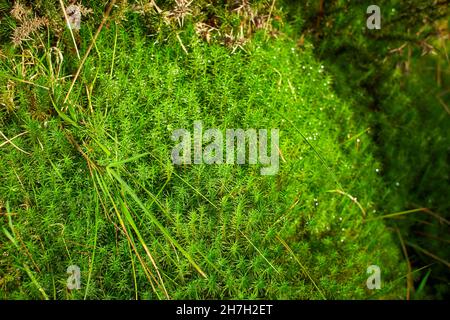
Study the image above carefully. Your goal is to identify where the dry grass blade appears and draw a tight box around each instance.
[327,189,366,217]
[58,0,80,60]
[176,33,188,55]
[107,167,208,279]
[395,227,414,300]
[63,0,116,107]
[365,208,426,222]
[0,131,28,148]
[240,230,280,274]
[93,171,166,298]
[0,130,30,154]
[406,241,450,268]
[276,235,326,300]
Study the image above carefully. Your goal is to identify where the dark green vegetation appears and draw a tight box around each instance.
[291,0,449,298]
[0,1,448,299]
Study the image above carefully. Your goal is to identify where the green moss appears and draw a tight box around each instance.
[0,5,408,299]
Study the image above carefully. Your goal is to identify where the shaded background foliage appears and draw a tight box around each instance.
[284,0,450,298]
